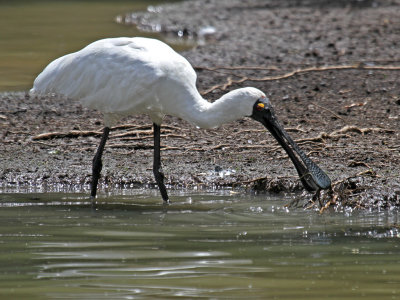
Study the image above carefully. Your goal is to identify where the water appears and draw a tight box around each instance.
[0,191,399,299]
[1,1,400,298]
[0,0,179,92]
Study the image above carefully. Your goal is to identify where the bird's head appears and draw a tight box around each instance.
[222,87,267,117]
[247,90,331,192]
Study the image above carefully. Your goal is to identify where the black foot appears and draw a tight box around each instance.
[153,123,170,202]
[90,127,110,198]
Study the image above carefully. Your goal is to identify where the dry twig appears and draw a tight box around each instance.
[200,63,400,95]
[194,65,279,71]
[32,130,103,140]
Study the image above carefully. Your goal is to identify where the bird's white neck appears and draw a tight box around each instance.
[155,83,263,129]
[175,88,257,129]
[187,98,231,129]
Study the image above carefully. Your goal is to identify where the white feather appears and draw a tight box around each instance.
[31,37,265,127]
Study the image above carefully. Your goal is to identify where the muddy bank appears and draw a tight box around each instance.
[1,0,400,209]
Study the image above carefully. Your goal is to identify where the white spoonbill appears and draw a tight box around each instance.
[31,37,331,202]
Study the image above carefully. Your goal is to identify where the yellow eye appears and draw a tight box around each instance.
[256,103,265,111]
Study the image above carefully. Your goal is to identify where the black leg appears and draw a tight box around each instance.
[91,127,110,198]
[153,123,170,203]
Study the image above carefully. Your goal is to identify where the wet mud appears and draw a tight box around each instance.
[1,0,400,209]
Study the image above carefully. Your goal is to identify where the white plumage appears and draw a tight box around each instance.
[31,37,265,127]
[31,37,331,202]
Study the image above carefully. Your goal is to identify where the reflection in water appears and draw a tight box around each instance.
[0,191,399,299]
